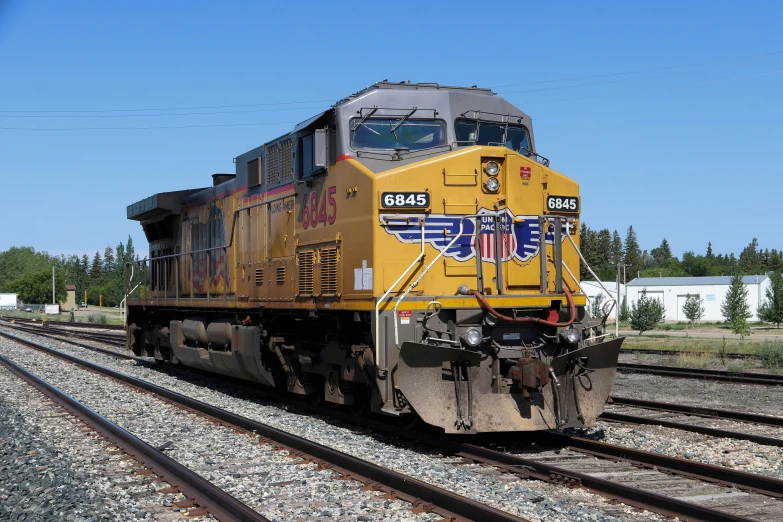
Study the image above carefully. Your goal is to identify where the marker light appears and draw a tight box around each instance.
[485,161,500,176]
[463,328,482,347]
[485,176,500,192]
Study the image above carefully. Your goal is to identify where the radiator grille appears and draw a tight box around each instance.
[320,247,338,295]
[254,268,263,285]
[297,251,314,295]
[265,138,293,189]
[276,266,286,285]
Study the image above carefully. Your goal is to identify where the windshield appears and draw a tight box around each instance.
[351,118,446,151]
[455,119,530,153]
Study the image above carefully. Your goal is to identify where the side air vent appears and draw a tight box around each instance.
[297,251,314,295]
[255,268,263,285]
[320,247,338,295]
[276,266,286,285]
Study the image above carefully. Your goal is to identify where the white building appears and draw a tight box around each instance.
[625,276,771,322]
[580,281,625,319]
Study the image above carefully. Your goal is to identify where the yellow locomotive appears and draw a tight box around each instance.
[126,81,623,433]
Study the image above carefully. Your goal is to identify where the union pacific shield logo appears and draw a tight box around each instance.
[379,208,571,264]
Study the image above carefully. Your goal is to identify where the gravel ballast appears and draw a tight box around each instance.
[0,327,663,522]
[0,362,212,522]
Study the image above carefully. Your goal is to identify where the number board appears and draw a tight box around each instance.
[381,192,430,209]
[545,195,579,213]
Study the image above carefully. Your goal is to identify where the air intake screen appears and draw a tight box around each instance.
[297,251,314,295]
[255,268,263,285]
[276,266,286,285]
[320,247,338,295]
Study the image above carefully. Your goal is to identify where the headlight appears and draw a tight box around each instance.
[485,176,500,192]
[565,326,580,343]
[484,161,499,176]
[463,328,482,347]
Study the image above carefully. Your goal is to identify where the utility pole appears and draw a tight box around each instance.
[52,266,55,304]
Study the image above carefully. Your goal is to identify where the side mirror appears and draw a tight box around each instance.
[314,129,327,168]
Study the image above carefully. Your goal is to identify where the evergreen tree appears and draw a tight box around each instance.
[682,294,705,325]
[596,229,612,277]
[103,246,115,274]
[619,295,630,321]
[651,238,672,264]
[630,291,666,335]
[706,242,714,259]
[610,230,623,267]
[579,224,602,280]
[90,251,103,281]
[623,226,642,280]
[721,274,752,337]
[769,249,783,273]
[758,272,783,328]
[738,238,761,275]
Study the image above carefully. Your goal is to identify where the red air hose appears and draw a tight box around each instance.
[471,287,577,327]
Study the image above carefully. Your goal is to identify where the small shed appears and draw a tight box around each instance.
[63,284,77,310]
[626,275,770,322]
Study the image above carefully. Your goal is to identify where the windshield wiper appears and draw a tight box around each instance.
[353,107,379,134]
[390,107,418,142]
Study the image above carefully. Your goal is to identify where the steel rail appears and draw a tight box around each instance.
[535,431,783,499]
[0,316,125,330]
[620,348,755,360]
[0,330,528,522]
[617,362,783,385]
[0,325,767,522]
[0,352,269,522]
[608,396,783,427]
[599,411,783,447]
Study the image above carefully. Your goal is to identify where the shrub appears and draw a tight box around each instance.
[87,313,96,323]
[630,291,666,335]
[757,341,783,369]
[97,313,108,324]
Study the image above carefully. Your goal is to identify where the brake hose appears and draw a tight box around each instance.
[470,287,577,327]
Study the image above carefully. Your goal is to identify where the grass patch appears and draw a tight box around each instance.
[622,335,762,355]
[87,313,109,324]
[756,341,783,370]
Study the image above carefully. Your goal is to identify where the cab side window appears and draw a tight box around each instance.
[299,135,314,179]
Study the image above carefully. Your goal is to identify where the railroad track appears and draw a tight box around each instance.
[617,362,783,386]
[4,325,783,520]
[620,348,756,360]
[0,315,125,331]
[0,329,532,522]
[601,396,783,447]
[0,351,267,522]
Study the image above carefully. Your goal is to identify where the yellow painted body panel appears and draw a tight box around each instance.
[129,146,583,311]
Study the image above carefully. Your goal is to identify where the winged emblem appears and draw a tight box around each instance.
[379,208,573,264]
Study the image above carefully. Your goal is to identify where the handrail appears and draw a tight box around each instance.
[374,219,425,374]
[563,233,620,339]
[392,212,500,348]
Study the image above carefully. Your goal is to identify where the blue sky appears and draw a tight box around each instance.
[1,1,781,260]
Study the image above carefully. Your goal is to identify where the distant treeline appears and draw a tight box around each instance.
[580,224,783,282]
[0,237,137,308]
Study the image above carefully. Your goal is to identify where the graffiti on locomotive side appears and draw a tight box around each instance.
[189,205,229,292]
[271,198,295,214]
[301,186,337,229]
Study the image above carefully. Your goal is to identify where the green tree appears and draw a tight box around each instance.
[610,230,623,268]
[8,269,67,305]
[90,251,103,281]
[721,274,752,337]
[0,247,56,291]
[103,246,115,274]
[706,242,714,259]
[758,272,783,328]
[682,294,705,325]
[623,226,642,281]
[580,223,602,280]
[630,290,666,335]
[590,293,605,318]
[651,238,673,265]
[738,239,761,275]
[619,295,629,321]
